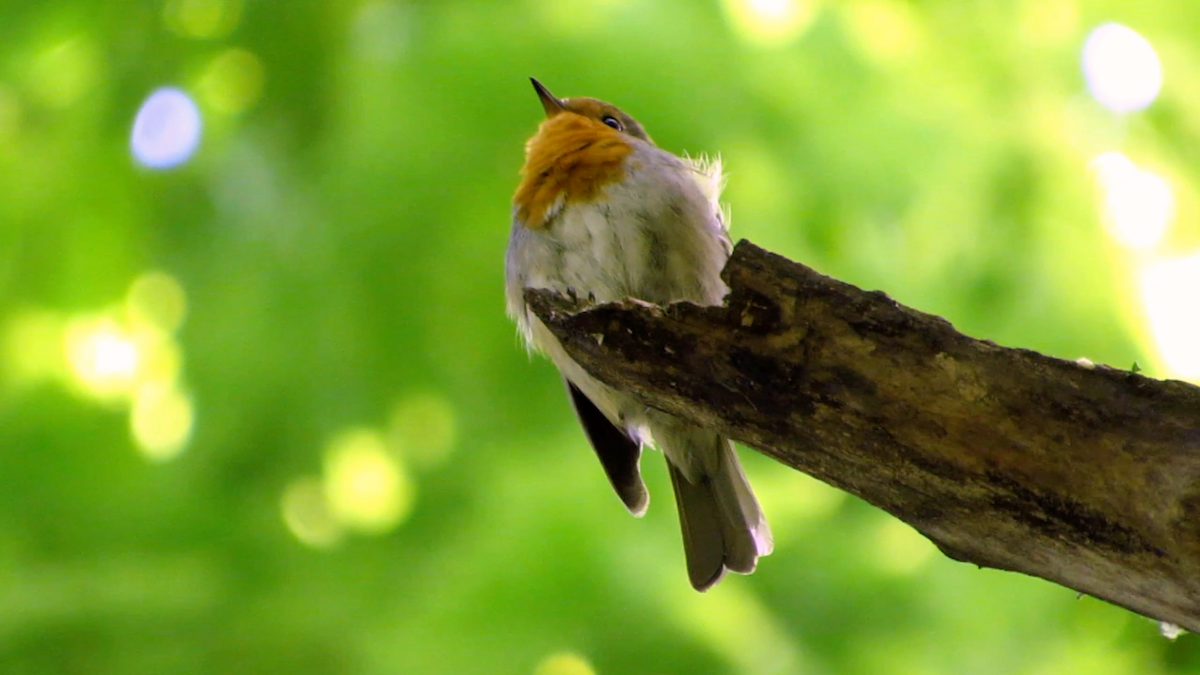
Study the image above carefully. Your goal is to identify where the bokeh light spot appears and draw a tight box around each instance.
[1141,253,1200,379]
[131,88,202,169]
[130,382,194,461]
[62,305,186,404]
[1082,23,1162,113]
[198,48,265,115]
[323,429,415,534]
[164,0,244,39]
[282,477,344,549]
[387,393,458,469]
[137,337,183,391]
[65,317,141,399]
[722,0,818,47]
[1092,152,1173,250]
[533,652,596,675]
[872,517,935,575]
[126,271,188,335]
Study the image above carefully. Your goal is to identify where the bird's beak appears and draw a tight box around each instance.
[531,78,567,118]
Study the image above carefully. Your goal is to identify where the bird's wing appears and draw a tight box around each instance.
[564,379,649,516]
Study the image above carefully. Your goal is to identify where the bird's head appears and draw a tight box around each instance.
[530,78,652,144]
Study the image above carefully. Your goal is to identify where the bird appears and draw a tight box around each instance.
[505,78,772,590]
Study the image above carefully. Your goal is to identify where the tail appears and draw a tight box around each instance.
[666,436,773,591]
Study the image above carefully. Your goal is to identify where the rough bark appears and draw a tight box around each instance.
[524,240,1200,632]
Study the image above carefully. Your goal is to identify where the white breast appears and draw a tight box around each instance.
[505,141,731,343]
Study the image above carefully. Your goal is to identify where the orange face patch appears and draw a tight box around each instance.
[513,113,634,230]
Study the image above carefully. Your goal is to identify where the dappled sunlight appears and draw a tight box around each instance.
[65,272,190,403]
[279,394,439,546]
[1092,152,1173,251]
[1078,23,1192,386]
[1083,23,1162,113]
[126,271,188,335]
[50,271,197,460]
[533,652,596,675]
[198,48,265,116]
[132,87,202,169]
[323,428,415,534]
[1140,253,1200,380]
[722,0,819,48]
[163,0,243,39]
[130,381,194,462]
[282,476,345,549]
[64,315,141,400]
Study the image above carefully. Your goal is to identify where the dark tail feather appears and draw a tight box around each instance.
[564,379,648,515]
[668,440,772,590]
[669,461,727,590]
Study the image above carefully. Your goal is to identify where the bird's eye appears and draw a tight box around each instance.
[601,116,623,131]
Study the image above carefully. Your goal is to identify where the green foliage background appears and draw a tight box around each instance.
[1,0,1198,673]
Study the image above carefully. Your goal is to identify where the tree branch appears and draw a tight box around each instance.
[525,240,1200,631]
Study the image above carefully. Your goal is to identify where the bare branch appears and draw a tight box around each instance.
[525,240,1200,631]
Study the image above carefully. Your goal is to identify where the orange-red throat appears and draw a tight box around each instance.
[513,107,634,230]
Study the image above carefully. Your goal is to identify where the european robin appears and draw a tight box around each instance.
[505,79,772,590]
